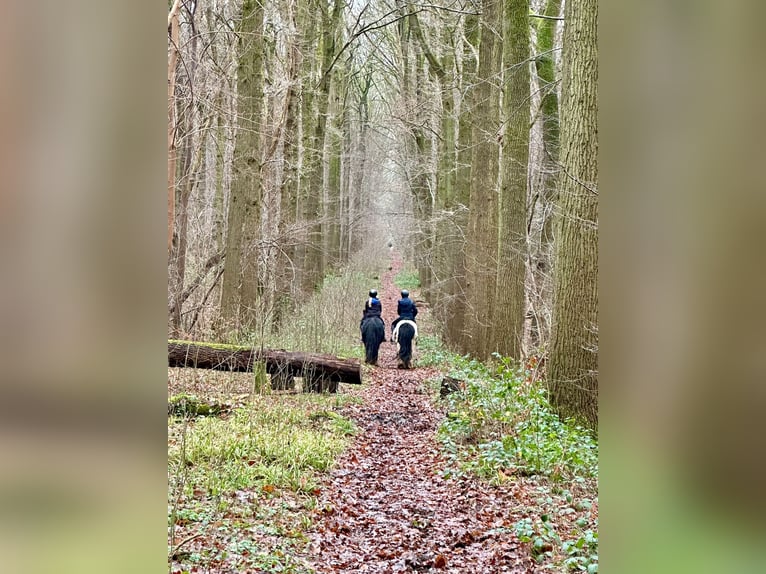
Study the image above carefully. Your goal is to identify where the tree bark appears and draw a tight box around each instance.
[275,0,302,325]
[301,0,343,293]
[219,0,265,334]
[167,0,182,255]
[529,0,562,348]
[409,7,453,309]
[547,0,598,427]
[168,340,362,386]
[494,0,529,358]
[464,0,502,359]
[444,13,478,349]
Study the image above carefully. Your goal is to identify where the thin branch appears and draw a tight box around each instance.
[530,13,563,21]
[171,532,203,557]
[170,250,225,314]
[419,3,480,15]
[317,7,427,89]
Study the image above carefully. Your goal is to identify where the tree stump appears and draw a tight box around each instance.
[440,376,464,398]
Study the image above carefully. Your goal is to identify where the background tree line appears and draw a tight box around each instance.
[167,0,597,426]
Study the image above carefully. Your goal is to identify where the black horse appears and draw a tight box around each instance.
[360,316,386,365]
[393,320,417,369]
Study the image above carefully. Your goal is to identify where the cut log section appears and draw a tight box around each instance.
[168,340,362,390]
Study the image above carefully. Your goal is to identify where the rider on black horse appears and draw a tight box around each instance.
[360,289,386,365]
[391,289,417,339]
[360,289,382,329]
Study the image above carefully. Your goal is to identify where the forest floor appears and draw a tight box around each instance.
[303,256,532,573]
[169,255,595,573]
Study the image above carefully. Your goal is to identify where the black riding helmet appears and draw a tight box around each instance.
[400,289,409,298]
[369,289,378,298]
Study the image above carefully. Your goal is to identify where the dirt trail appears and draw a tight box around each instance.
[307,258,531,573]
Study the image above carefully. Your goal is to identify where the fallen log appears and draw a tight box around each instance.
[168,340,362,389]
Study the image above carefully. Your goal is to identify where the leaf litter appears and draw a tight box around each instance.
[304,260,535,573]
[167,257,587,573]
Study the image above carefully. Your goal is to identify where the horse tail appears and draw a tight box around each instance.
[361,316,385,364]
[397,322,416,368]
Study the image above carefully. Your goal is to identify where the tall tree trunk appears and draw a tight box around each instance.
[494,0,529,358]
[323,72,345,274]
[348,71,371,255]
[547,0,598,427]
[220,0,265,334]
[301,0,343,293]
[529,0,562,347]
[169,2,201,337]
[168,0,182,255]
[275,0,302,326]
[411,48,434,297]
[295,0,318,293]
[464,0,502,359]
[535,0,562,216]
[409,7,456,319]
[445,13,478,348]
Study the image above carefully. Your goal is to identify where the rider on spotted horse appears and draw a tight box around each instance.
[391,289,417,342]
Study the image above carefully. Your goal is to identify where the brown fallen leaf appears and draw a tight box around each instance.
[434,553,447,568]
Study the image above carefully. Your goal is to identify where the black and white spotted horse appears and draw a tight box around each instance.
[392,319,418,369]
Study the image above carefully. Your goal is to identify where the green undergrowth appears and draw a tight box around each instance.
[168,392,358,573]
[421,342,599,571]
[438,356,598,481]
[169,394,357,497]
[416,335,453,367]
[394,268,421,290]
[514,498,598,573]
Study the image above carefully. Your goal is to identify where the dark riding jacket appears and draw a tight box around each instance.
[391,297,417,333]
[397,297,417,321]
[360,297,383,329]
[363,297,382,318]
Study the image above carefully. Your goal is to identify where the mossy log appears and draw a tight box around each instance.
[168,340,362,388]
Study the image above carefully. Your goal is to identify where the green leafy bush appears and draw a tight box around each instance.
[437,356,598,480]
[514,513,598,572]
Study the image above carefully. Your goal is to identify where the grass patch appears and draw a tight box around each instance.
[170,395,356,496]
[168,391,357,573]
[394,268,421,290]
[168,393,229,417]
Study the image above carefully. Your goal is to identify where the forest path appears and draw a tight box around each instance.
[306,257,531,573]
